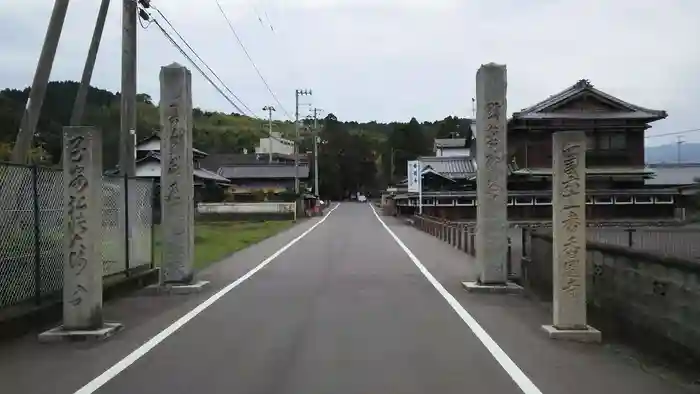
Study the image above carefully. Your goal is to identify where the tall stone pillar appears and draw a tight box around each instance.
[464,63,520,293]
[39,126,122,341]
[542,130,600,342]
[157,63,207,293]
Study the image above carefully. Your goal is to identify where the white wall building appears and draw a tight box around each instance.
[433,123,475,157]
[255,132,294,156]
[434,138,471,157]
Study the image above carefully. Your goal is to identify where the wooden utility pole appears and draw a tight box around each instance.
[10,0,71,163]
[70,0,112,126]
[120,0,138,176]
[312,108,323,196]
[294,89,312,194]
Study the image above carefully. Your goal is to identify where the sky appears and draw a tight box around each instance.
[2,0,700,146]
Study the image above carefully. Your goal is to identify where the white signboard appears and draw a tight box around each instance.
[407,160,422,193]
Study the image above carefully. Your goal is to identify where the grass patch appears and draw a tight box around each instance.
[154,220,293,270]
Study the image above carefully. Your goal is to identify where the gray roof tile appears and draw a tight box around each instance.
[513,79,667,121]
[218,164,310,179]
[434,138,468,149]
[418,156,476,179]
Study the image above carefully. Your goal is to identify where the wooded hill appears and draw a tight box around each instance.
[0,81,472,198]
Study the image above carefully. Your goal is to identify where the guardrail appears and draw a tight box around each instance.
[409,215,522,280]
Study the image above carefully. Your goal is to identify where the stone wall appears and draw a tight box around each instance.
[523,230,700,361]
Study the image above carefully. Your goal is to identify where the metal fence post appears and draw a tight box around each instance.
[150,179,156,270]
[626,228,635,248]
[507,236,512,278]
[470,231,476,256]
[31,164,42,305]
[123,173,131,276]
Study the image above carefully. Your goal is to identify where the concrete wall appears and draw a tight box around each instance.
[436,147,470,157]
[197,202,295,214]
[523,231,700,361]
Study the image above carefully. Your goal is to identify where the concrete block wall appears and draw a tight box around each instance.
[523,230,700,361]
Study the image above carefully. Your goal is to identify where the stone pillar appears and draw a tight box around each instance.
[39,127,122,341]
[542,130,600,342]
[465,63,520,293]
[159,63,197,286]
[63,126,103,329]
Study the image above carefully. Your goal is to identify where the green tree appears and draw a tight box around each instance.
[316,113,379,199]
[436,116,473,139]
[384,117,432,183]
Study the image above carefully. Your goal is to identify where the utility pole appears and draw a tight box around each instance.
[70,0,111,126]
[677,136,685,164]
[312,108,323,196]
[294,89,312,195]
[263,106,275,163]
[120,0,138,176]
[10,0,71,163]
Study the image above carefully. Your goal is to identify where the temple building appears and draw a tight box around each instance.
[391,79,691,222]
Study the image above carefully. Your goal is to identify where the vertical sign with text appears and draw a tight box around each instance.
[407,160,421,193]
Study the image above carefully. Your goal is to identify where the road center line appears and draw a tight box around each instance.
[370,205,543,394]
[74,203,341,394]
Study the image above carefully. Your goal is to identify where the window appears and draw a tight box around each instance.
[610,133,626,150]
[586,133,596,151]
[589,132,626,151]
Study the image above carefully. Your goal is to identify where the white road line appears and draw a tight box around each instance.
[370,206,543,394]
[74,203,341,394]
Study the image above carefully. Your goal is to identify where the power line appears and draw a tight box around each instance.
[139,9,249,116]
[214,0,294,121]
[138,5,296,146]
[146,5,255,116]
[250,1,273,31]
[645,128,700,139]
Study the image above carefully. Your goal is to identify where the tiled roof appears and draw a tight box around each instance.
[218,164,310,179]
[418,156,476,179]
[136,133,209,158]
[434,138,468,149]
[194,168,231,183]
[513,79,667,121]
[200,153,304,171]
[133,152,230,183]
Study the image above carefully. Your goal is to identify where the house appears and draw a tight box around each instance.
[130,134,230,202]
[198,151,311,200]
[217,164,310,198]
[392,79,686,222]
[434,138,472,157]
[199,152,303,170]
[433,122,475,157]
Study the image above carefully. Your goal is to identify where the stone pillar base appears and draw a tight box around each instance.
[541,325,602,343]
[462,281,523,294]
[143,280,210,295]
[38,322,123,343]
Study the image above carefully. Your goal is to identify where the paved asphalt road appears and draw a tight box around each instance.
[0,203,693,394]
[94,203,525,394]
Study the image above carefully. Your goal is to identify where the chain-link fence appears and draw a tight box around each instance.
[0,162,155,309]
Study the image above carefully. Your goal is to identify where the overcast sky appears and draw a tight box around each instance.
[2,0,699,146]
